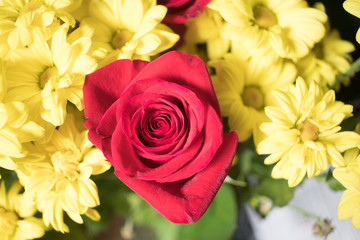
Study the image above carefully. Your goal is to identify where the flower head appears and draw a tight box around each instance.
[333,148,360,229]
[0,0,78,58]
[257,78,360,187]
[0,60,44,176]
[209,53,297,143]
[295,3,355,87]
[208,0,327,59]
[80,0,179,67]
[17,111,111,232]
[0,180,45,239]
[4,24,97,127]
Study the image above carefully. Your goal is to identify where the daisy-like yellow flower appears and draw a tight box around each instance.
[208,0,327,59]
[343,0,360,43]
[257,78,360,187]
[80,0,179,67]
[0,180,46,239]
[0,59,44,176]
[333,148,360,229]
[184,7,230,60]
[295,3,355,87]
[17,111,111,233]
[4,24,97,127]
[0,0,79,58]
[209,53,297,143]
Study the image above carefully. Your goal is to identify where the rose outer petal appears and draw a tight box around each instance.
[83,59,148,149]
[133,51,221,117]
[114,131,238,223]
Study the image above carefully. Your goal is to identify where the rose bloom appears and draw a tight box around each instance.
[158,0,211,23]
[83,51,238,223]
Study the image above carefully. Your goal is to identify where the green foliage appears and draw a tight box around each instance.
[316,170,346,192]
[129,184,237,240]
[235,145,294,208]
[253,178,294,207]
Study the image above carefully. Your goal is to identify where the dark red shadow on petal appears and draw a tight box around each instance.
[114,131,238,223]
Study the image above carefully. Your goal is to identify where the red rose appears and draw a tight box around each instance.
[158,0,211,23]
[83,51,238,223]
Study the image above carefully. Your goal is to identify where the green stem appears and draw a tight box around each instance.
[332,57,360,89]
[224,176,247,187]
[289,205,321,220]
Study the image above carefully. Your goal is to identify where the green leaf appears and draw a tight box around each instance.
[253,178,294,207]
[177,184,237,240]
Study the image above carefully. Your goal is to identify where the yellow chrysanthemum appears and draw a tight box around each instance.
[343,0,360,43]
[333,148,360,229]
[184,7,230,60]
[0,0,79,58]
[0,180,46,240]
[257,78,360,187]
[80,0,179,67]
[209,53,297,143]
[0,59,44,176]
[4,24,97,127]
[296,3,355,87]
[208,0,327,59]
[17,111,111,233]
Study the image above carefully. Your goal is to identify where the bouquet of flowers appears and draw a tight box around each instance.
[1,0,360,239]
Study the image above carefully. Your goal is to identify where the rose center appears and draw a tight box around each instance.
[298,120,319,141]
[39,67,58,89]
[111,30,133,49]
[253,5,277,29]
[0,207,18,235]
[51,150,81,181]
[242,86,264,109]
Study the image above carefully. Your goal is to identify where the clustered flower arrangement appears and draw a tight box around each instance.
[1,0,360,239]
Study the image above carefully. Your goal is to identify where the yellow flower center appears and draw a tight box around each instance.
[111,30,133,49]
[51,150,81,181]
[39,67,58,89]
[0,207,18,235]
[242,86,264,109]
[298,120,319,141]
[253,5,277,29]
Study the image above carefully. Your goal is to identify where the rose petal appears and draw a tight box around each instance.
[83,59,148,141]
[112,101,223,183]
[113,131,238,223]
[160,0,211,23]
[119,79,204,160]
[133,51,220,116]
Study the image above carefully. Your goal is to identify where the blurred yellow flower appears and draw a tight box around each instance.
[4,24,97,127]
[0,180,45,239]
[209,53,297,143]
[80,0,179,67]
[333,148,360,229]
[208,0,327,59]
[18,112,111,233]
[257,78,360,187]
[343,0,360,43]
